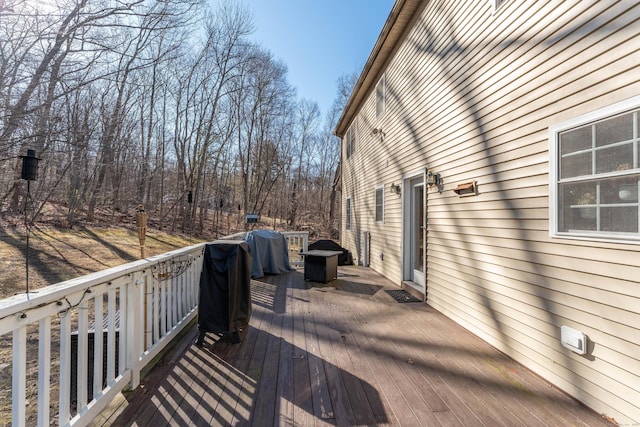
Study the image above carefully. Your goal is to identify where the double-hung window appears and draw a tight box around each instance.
[550,97,640,241]
[346,197,352,231]
[376,74,386,118]
[375,186,384,223]
[346,121,356,159]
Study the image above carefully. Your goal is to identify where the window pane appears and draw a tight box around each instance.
[560,126,591,155]
[346,199,351,230]
[375,189,383,222]
[376,75,385,117]
[601,206,638,233]
[595,113,633,147]
[595,143,633,174]
[558,182,597,232]
[601,178,638,204]
[560,152,592,179]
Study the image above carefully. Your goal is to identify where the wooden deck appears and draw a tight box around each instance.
[94,266,611,426]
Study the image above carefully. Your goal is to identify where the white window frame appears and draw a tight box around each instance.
[345,197,352,231]
[493,0,512,13]
[549,95,640,243]
[376,74,386,119]
[375,185,384,223]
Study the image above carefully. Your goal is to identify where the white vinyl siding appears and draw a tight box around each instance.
[340,0,640,423]
[550,96,640,242]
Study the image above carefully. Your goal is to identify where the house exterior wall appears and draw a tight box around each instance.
[339,0,640,424]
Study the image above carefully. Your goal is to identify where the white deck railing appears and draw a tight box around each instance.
[0,243,205,427]
[0,230,309,427]
[221,230,309,267]
[281,231,309,266]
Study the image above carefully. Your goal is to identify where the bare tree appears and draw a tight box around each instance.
[231,45,294,230]
[288,99,320,228]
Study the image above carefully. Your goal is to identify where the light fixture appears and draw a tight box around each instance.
[390,183,401,194]
[371,128,386,138]
[426,170,440,187]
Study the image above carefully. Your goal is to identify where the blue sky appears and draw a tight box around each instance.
[240,0,395,118]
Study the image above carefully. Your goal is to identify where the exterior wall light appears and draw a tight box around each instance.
[371,128,386,140]
[390,183,401,194]
[426,170,440,186]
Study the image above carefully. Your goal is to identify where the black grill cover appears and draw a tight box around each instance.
[308,239,353,265]
[198,241,252,334]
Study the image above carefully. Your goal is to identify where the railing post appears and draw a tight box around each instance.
[12,326,26,427]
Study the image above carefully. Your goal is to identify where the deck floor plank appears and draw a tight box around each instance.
[302,289,335,425]
[99,266,612,427]
[329,289,442,426]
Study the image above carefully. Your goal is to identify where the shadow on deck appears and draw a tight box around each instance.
[94,266,611,426]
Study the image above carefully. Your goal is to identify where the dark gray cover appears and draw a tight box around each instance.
[198,241,252,334]
[308,239,353,265]
[244,230,293,278]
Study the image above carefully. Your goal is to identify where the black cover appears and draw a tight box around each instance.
[308,239,353,265]
[198,241,252,336]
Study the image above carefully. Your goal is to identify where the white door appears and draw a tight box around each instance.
[405,176,425,289]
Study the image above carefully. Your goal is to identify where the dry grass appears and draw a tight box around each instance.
[0,225,202,299]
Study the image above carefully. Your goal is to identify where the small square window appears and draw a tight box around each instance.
[375,186,384,223]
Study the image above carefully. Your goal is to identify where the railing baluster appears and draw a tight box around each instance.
[161,273,167,337]
[167,272,173,329]
[77,297,89,410]
[172,273,177,327]
[153,274,160,345]
[145,275,152,351]
[177,266,183,321]
[119,284,127,376]
[37,318,51,427]
[12,326,26,427]
[59,311,71,425]
[93,295,104,400]
[107,287,116,384]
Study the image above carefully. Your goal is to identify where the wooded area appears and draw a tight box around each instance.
[0,0,352,237]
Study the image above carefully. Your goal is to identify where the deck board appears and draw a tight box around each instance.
[97,266,612,427]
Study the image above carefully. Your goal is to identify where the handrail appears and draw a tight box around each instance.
[0,243,205,427]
